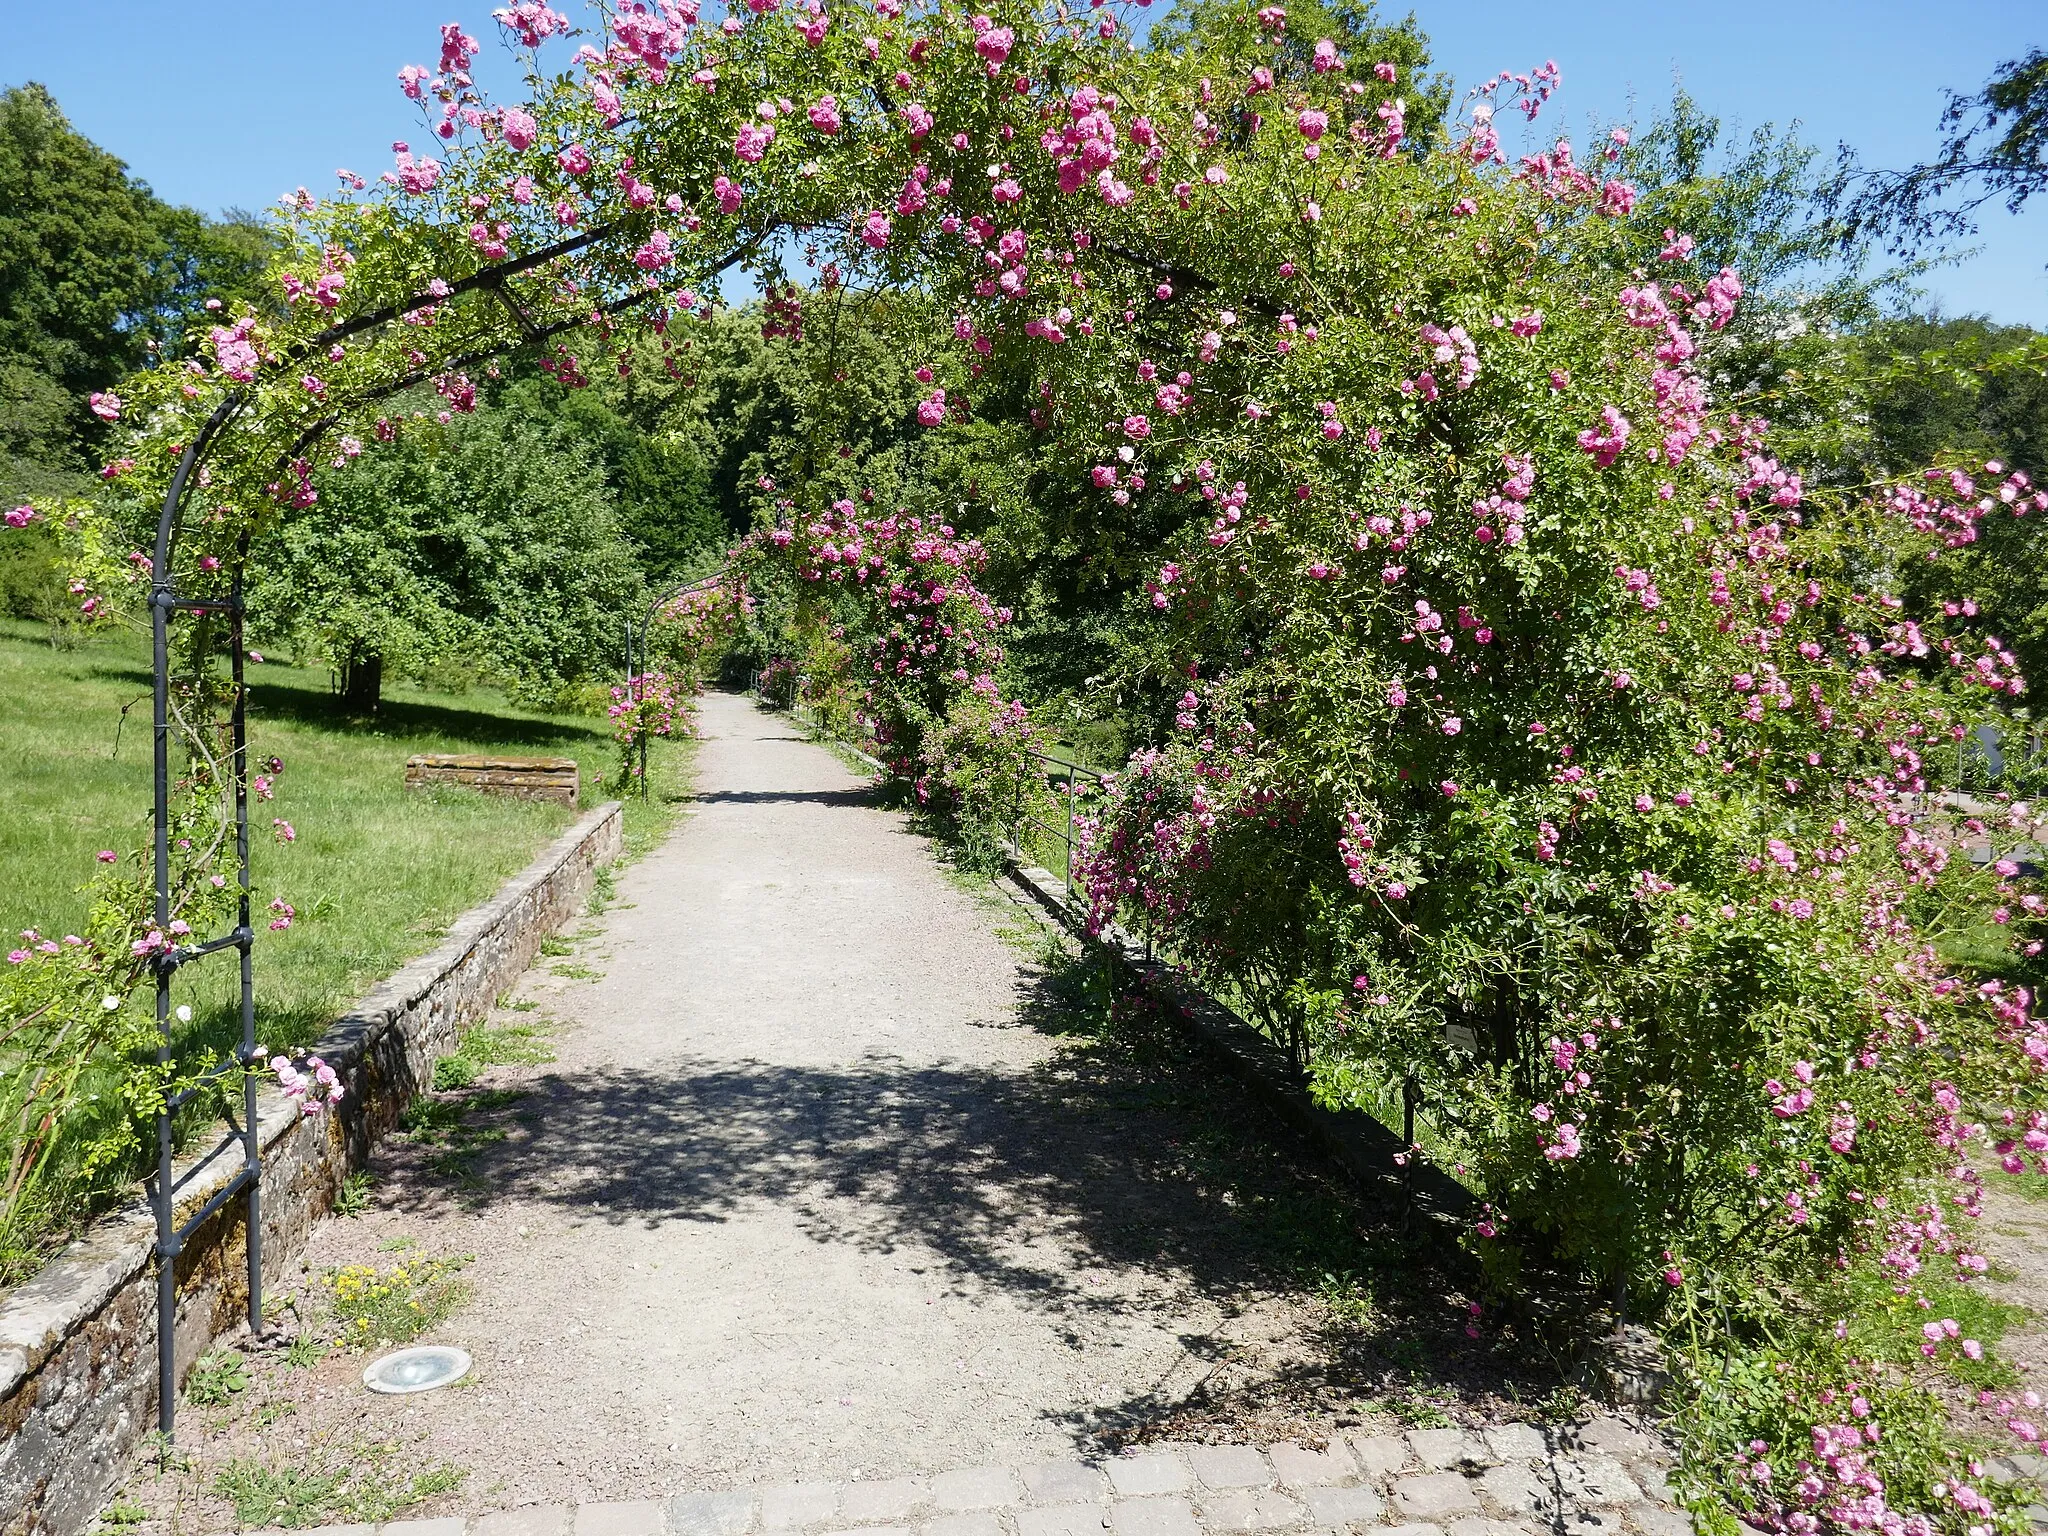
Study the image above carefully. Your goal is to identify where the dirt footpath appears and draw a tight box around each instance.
[138,692,1427,1526]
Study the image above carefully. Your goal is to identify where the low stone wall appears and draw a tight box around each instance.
[998,853,1475,1229]
[0,801,624,1536]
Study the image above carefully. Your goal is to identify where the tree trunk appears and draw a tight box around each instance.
[338,651,383,710]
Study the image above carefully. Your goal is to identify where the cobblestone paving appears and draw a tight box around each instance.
[269,1420,1692,1536]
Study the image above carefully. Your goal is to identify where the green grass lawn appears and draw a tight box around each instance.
[1,617,685,1052]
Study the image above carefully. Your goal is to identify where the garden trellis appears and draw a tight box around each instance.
[1,0,2042,1520]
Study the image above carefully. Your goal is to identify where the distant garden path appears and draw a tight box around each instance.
[263,690,1352,1508]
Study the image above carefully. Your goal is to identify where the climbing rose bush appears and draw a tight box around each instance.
[607,669,693,789]
[16,0,2043,1526]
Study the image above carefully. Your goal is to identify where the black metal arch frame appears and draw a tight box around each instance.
[625,574,726,797]
[138,232,764,1442]
[146,396,262,1446]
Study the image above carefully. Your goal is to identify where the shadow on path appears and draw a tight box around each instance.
[382,956,1555,1443]
[690,787,879,808]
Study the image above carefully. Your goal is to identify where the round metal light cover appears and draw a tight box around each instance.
[362,1344,472,1395]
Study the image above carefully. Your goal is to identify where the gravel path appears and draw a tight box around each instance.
[200,692,1338,1517]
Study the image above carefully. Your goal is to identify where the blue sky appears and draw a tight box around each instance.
[7,0,2044,325]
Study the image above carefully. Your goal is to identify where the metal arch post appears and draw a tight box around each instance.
[148,396,264,1442]
[231,549,261,1342]
[633,575,723,801]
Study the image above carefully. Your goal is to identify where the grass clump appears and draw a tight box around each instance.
[215,1450,465,1528]
[431,1020,555,1090]
[183,1349,250,1408]
[326,1254,472,1348]
[332,1170,375,1217]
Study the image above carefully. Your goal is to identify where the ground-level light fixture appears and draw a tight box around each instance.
[362,1344,473,1395]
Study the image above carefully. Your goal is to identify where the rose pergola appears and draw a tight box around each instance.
[5,0,2048,1522]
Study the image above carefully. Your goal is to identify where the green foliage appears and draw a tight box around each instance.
[247,400,645,706]
[331,1170,375,1217]
[184,1349,251,1408]
[511,377,724,579]
[215,1452,464,1529]
[431,1019,555,1091]
[915,684,1054,875]
[1670,1273,2034,1535]
[214,1463,346,1531]
[1835,48,2048,272]
[1150,0,1448,141]
[95,1497,147,1528]
[0,511,67,624]
[0,84,272,469]
[325,1254,472,1348]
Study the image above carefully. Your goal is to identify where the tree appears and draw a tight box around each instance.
[249,400,644,708]
[1856,315,2048,688]
[486,372,724,581]
[0,84,274,476]
[1833,48,2048,271]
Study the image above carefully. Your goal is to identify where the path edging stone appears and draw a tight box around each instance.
[0,801,624,1536]
[246,1423,1696,1536]
[994,849,1472,1226]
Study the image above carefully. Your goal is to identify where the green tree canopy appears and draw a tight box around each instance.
[0,82,271,477]
[248,400,644,707]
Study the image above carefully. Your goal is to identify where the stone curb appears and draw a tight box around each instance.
[241,1426,1699,1536]
[749,691,886,777]
[2,802,625,1536]
[992,849,1472,1227]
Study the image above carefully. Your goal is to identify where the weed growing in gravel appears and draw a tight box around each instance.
[538,936,572,957]
[98,1497,146,1527]
[1384,1388,1455,1428]
[432,1021,555,1090]
[326,1255,471,1348]
[215,1463,345,1527]
[283,1335,328,1369]
[332,1171,374,1217]
[184,1349,250,1407]
[401,1081,531,1196]
[215,1449,465,1528]
[432,1054,481,1090]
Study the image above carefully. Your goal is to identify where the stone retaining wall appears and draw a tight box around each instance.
[997,853,1474,1227]
[0,801,624,1536]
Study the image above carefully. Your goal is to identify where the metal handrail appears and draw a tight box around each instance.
[1012,749,1107,896]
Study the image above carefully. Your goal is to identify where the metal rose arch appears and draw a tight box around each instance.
[103,0,1180,1438]
[19,0,2045,1518]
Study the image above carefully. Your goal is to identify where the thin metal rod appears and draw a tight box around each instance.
[151,571,177,1441]
[1065,771,1078,894]
[148,398,242,1440]
[233,564,261,1337]
[637,616,649,798]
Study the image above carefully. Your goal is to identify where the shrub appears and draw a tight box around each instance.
[325,1255,471,1348]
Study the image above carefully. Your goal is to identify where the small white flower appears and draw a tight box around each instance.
[175,1004,193,1023]
[102,995,121,1011]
